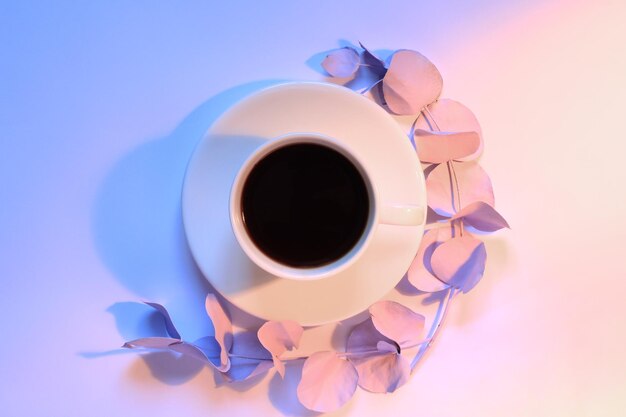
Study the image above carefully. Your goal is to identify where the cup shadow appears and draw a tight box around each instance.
[93,79,284,331]
[91,79,297,392]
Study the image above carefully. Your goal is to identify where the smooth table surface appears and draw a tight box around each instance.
[1,1,625,416]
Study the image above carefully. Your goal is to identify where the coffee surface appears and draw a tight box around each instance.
[241,143,370,267]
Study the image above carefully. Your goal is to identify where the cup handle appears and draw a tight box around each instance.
[380,205,425,226]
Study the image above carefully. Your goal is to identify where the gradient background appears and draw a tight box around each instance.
[1,0,625,416]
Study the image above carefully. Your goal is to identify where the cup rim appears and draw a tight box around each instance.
[229,132,379,281]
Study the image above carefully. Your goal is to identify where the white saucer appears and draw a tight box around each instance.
[182,82,426,326]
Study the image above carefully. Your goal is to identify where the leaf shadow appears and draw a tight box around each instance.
[139,351,205,385]
[107,301,170,341]
[214,369,270,392]
[78,349,129,359]
[91,79,309,405]
[453,236,511,326]
[92,79,285,339]
[268,363,320,417]
[395,273,422,296]
[421,289,450,307]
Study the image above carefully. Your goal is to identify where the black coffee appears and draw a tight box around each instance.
[241,143,370,268]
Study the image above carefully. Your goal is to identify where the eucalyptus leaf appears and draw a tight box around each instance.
[407,227,452,292]
[297,351,358,412]
[144,302,181,339]
[349,351,410,393]
[346,320,411,393]
[431,235,487,293]
[415,99,483,161]
[359,42,386,77]
[123,337,180,349]
[414,129,481,163]
[223,331,273,382]
[321,47,360,78]
[451,201,510,232]
[382,50,443,115]
[258,320,303,378]
[369,301,425,347]
[205,293,233,372]
[426,161,494,216]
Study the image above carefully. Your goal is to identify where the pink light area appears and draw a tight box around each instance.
[394,1,626,416]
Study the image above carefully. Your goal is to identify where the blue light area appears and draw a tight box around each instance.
[0,1,547,415]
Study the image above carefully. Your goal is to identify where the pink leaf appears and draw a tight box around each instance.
[122,337,179,349]
[258,320,303,356]
[451,201,509,232]
[382,50,443,115]
[431,235,487,293]
[407,227,452,292]
[272,355,286,379]
[258,320,303,378]
[369,301,425,347]
[414,129,481,163]
[415,99,483,161]
[426,161,494,216]
[349,351,410,393]
[359,41,386,77]
[321,47,360,78]
[345,320,410,393]
[205,293,233,372]
[297,351,358,413]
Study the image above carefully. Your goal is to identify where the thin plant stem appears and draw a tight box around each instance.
[449,160,463,236]
[423,107,440,130]
[408,113,422,148]
[424,106,462,236]
[223,339,433,363]
[410,287,456,371]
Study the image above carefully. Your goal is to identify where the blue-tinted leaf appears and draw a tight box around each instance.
[451,201,509,232]
[345,319,392,355]
[376,341,399,354]
[223,331,272,382]
[359,42,387,77]
[144,302,181,339]
[191,336,222,368]
[169,341,213,365]
[345,320,411,393]
[123,337,179,349]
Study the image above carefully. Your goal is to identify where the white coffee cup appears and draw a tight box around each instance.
[230,132,424,281]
